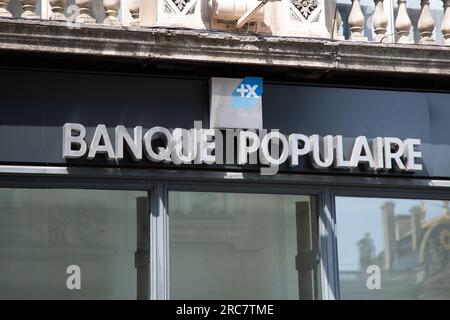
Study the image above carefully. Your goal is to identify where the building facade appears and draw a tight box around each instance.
[0,0,449,300]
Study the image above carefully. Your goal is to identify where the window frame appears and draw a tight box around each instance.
[2,166,450,300]
[0,172,155,300]
[164,183,326,300]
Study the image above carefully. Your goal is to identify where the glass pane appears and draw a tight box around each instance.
[170,192,319,300]
[0,188,149,300]
[337,197,450,300]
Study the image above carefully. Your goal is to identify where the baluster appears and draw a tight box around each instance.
[334,8,341,38]
[348,0,368,41]
[395,0,413,43]
[19,0,39,18]
[129,0,140,26]
[103,0,120,25]
[373,0,389,42]
[76,0,95,23]
[0,0,12,18]
[49,0,66,21]
[418,0,436,44]
[333,9,345,40]
[442,0,450,45]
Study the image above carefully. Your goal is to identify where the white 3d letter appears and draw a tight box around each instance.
[289,134,310,166]
[63,123,87,159]
[87,125,115,160]
[384,138,405,170]
[238,131,260,165]
[404,139,422,171]
[115,126,142,161]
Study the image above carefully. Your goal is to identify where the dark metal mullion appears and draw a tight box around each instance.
[136,196,150,300]
[320,189,340,300]
[332,187,450,201]
[150,183,169,300]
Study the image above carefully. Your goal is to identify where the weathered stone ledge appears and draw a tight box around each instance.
[0,18,450,77]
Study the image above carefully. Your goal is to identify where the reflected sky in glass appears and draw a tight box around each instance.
[336,197,446,271]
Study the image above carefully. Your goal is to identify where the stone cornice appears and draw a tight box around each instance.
[1,18,450,77]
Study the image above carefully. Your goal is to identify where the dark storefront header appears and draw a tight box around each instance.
[1,68,450,179]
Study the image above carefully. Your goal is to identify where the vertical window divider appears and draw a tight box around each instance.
[136,196,151,300]
[319,188,340,300]
[150,183,170,300]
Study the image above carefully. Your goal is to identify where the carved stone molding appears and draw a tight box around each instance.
[141,0,206,29]
[266,0,335,38]
[172,0,191,12]
[291,0,319,20]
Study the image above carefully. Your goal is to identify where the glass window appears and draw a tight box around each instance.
[169,192,320,300]
[0,188,149,300]
[336,196,450,300]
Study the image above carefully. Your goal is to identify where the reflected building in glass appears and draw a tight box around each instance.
[338,198,450,300]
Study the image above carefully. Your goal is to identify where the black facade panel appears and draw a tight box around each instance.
[0,68,448,179]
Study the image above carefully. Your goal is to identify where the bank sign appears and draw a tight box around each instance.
[62,123,423,175]
[61,77,423,175]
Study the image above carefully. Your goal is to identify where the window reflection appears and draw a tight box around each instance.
[170,192,320,300]
[0,188,148,300]
[337,197,450,299]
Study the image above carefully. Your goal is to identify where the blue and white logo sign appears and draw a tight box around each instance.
[232,77,263,109]
[210,77,264,129]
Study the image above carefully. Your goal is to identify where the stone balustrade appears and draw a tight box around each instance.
[0,0,449,46]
